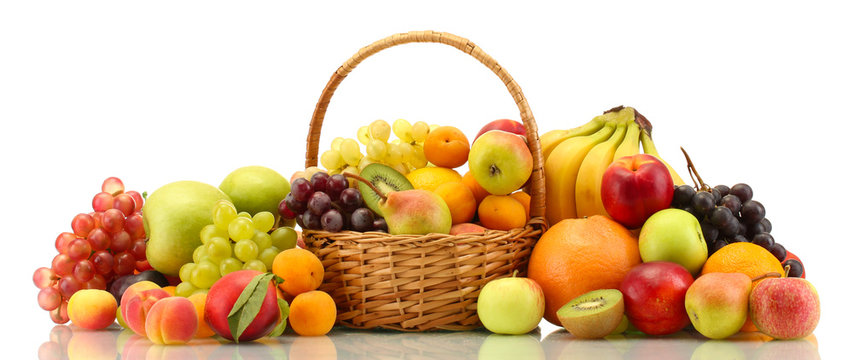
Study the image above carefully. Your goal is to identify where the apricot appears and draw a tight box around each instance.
[145,296,198,345]
[478,195,527,231]
[433,182,477,225]
[423,126,469,168]
[509,191,531,220]
[187,293,215,338]
[67,289,117,330]
[289,290,336,336]
[462,171,490,205]
[123,288,171,336]
[271,248,324,297]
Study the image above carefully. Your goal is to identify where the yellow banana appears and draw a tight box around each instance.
[640,130,686,185]
[575,121,628,218]
[540,117,606,161]
[544,121,616,226]
[613,117,641,160]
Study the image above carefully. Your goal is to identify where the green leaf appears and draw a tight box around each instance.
[227,272,275,342]
[268,298,290,337]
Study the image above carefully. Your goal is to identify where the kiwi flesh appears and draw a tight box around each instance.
[556,289,624,339]
[357,163,414,216]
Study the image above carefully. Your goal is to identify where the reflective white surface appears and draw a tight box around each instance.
[36,324,820,360]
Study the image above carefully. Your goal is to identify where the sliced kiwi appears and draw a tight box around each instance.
[357,163,413,216]
[556,289,624,339]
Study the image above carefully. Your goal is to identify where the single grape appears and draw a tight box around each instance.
[33,267,56,289]
[302,211,322,230]
[710,188,722,205]
[708,239,728,255]
[351,208,375,232]
[291,178,314,202]
[321,210,344,232]
[113,252,136,275]
[135,259,152,273]
[110,231,131,253]
[252,231,273,250]
[278,198,298,220]
[101,208,125,233]
[321,149,345,171]
[760,218,772,233]
[398,142,415,163]
[92,192,114,212]
[91,211,104,230]
[326,174,348,201]
[393,119,414,143]
[741,200,765,224]
[55,232,77,254]
[193,244,208,263]
[228,216,256,241]
[258,246,280,270]
[199,224,223,245]
[176,281,198,297]
[67,239,92,262]
[714,184,730,198]
[242,260,267,272]
[311,172,330,194]
[73,259,95,282]
[190,260,220,289]
[84,273,107,290]
[219,257,243,276]
[692,191,716,215]
[307,191,332,216]
[234,239,259,262]
[367,139,388,160]
[126,191,145,213]
[331,136,346,151]
[730,183,753,203]
[270,227,298,250]
[373,218,388,232]
[179,262,196,283]
[101,177,125,195]
[38,287,62,311]
[409,145,428,169]
[129,239,146,259]
[783,259,805,278]
[769,243,787,262]
[730,235,748,243]
[339,188,363,213]
[672,185,696,208]
[386,143,403,165]
[49,301,69,324]
[252,212,276,233]
[58,275,81,298]
[340,138,363,166]
[709,206,734,227]
[369,119,391,142]
[700,222,719,243]
[719,195,742,216]
[295,213,306,229]
[124,213,146,239]
[411,121,430,143]
[285,193,307,215]
[681,206,704,222]
[208,237,232,261]
[87,228,111,252]
[71,213,95,237]
[745,222,766,239]
[737,221,747,236]
[91,251,114,275]
[238,211,252,219]
[357,126,371,145]
[113,194,136,216]
[52,254,75,276]
[213,200,238,230]
[751,232,775,250]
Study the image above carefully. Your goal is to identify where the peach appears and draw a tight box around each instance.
[449,223,487,235]
[205,270,280,342]
[119,280,161,314]
[67,289,117,330]
[145,296,198,344]
[123,288,171,336]
[187,293,215,338]
[289,290,336,336]
[474,119,526,142]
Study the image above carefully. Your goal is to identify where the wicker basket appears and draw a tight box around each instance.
[302,30,546,331]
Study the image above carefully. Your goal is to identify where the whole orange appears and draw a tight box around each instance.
[528,215,641,325]
[423,126,469,168]
[433,181,477,225]
[463,171,490,205]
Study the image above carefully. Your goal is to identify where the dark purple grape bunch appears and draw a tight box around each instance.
[278,171,387,233]
[670,183,790,263]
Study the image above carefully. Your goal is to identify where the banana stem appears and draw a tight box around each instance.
[343,173,387,202]
[680,147,710,191]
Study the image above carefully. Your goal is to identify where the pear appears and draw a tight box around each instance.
[684,272,752,339]
[347,173,451,235]
[143,181,231,276]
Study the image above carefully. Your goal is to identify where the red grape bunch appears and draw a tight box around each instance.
[279,172,387,232]
[32,177,150,324]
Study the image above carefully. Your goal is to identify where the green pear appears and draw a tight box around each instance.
[219,165,290,216]
[379,189,452,235]
[685,272,752,339]
[143,181,231,276]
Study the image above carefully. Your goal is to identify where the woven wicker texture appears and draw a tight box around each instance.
[303,30,546,331]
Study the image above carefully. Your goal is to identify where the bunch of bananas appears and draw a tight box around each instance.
[542,106,685,226]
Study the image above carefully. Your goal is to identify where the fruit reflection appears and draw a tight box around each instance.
[478,334,544,360]
[290,335,337,360]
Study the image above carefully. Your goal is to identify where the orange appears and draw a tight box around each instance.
[288,290,337,336]
[433,182,477,225]
[462,171,490,205]
[406,167,462,192]
[528,215,641,325]
[186,293,215,338]
[423,126,469,168]
[701,242,784,332]
[272,248,325,297]
[509,191,531,220]
[478,195,527,231]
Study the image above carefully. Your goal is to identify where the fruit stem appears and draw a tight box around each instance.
[783,264,791,278]
[512,269,519,278]
[751,272,782,282]
[680,147,710,191]
[343,173,387,202]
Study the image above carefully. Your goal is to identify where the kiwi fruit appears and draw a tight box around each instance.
[357,163,413,216]
[556,289,624,339]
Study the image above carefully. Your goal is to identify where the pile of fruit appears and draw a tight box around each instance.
[31,107,819,346]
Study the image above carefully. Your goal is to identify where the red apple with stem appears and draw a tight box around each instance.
[749,268,820,339]
[620,261,693,335]
[601,154,674,229]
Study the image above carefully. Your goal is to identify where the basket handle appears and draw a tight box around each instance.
[305,30,545,220]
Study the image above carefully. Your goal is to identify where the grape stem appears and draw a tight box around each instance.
[343,173,387,202]
[680,147,711,191]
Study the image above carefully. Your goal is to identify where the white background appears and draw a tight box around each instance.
[2,1,851,358]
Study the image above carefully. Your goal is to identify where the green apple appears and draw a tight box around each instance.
[685,272,751,339]
[639,209,708,275]
[219,165,290,216]
[468,130,533,195]
[143,181,230,276]
[476,274,544,334]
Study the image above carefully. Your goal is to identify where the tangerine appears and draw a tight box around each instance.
[423,126,469,168]
[433,182,477,225]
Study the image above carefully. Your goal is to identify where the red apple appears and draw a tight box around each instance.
[601,154,674,229]
[749,276,820,339]
[619,261,693,335]
[205,270,280,342]
[474,119,526,142]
